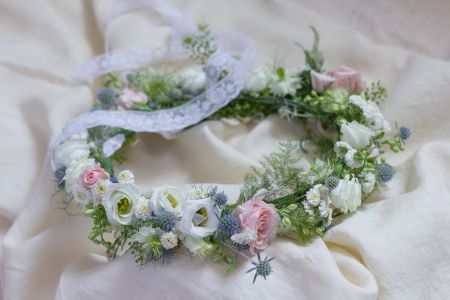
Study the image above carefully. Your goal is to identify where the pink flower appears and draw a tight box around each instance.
[310,70,335,93]
[327,65,365,94]
[79,165,109,189]
[234,189,279,253]
[116,88,148,109]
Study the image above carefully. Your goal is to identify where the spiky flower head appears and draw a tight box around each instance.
[156,211,176,232]
[246,253,274,283]
[54,168,66,190]
[377,164,394,182]
[324,176,339,190]
[218,213,239,236]
[212,191,228,207]
[399,126,411,141]
[96,87,116,109]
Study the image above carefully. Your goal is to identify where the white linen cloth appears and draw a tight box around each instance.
[1,0,450,299]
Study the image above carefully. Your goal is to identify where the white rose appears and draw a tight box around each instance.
[244,67,274,92]
[149,186,185,218]
[341,121,374,149]
[178,198,219,238]
[178,67,207,94]
[330,175,362,213]
[63,158,96,191]
[103,183,141,225]
[54,132,92,169]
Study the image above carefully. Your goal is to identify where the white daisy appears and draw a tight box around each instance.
[118,170,135,184]
[135,196,152,219]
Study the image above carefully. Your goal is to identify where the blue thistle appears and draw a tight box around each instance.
[399,126,411,141]
[54,168,66,190]
[160,248,175,264]
[218,213,239,236]
[377,164,394,182]
[96,87,117,109]
[246,253,274,283]
[212,191,228,207]
[110,175,119,183]
[324,176,339,190]
[156,211,176,232]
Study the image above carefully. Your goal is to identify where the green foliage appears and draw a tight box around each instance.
[296,26,324,72]
[90,147,114,175]
[86,205,113,251]
[183,23,217,64]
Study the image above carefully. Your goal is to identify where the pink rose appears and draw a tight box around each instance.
[234,189,279,253]
[310,70,335,93]
[116,88,148,109]
[79,165,109,189]
[327,65,365,94]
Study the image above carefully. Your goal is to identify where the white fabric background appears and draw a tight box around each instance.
[1,0,450,299]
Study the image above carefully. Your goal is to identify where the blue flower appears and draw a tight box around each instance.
[212,191,228,207]
[246,253,274,283]
[400,126,411,141]
[377,164,394,182]
[324,176,339,190]
[156,211,176,232]
[96,88,117,109]
[54,168,66,189]
[218,213,239,236]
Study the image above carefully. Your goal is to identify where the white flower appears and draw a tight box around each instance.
[63,158,96,191]
[231,229,257,245]
[178,67,206,94]
[103,183,141,225]
[349,95,392,133]
[269,72,300,96]
[361,172,376,193]
[118,170,135,184]
[330,175,362,213]
[310,70,335,93]
[244,67,274,92]
[160,232,178,249]
[306,184,323,206]
[135,196,152,219]
[134,226,161,244]
[334,141,363,169]
[187,188,208,201]
[183,236,207,255]
[149,186,185,218]
[67,185,91,206]
[178,198,219,238]
[341,121,374,149]
[303,202,315,216]
[54,132,92,169]
[92,179,111,205]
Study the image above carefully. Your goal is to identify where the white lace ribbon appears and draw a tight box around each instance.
[50,0,257,170]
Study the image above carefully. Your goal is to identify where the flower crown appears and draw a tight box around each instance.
[52,3,411,284]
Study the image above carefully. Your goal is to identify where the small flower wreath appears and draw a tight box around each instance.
[53,25,411,283]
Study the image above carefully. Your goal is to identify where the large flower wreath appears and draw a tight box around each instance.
[52,22,411,283]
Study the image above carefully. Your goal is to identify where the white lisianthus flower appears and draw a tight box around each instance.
[178,67,207,94]
[244,67,274,92]
[330,175,362,213]
[118,170,135,184]
[103,183,141,225]
[63,158,96,191]
[149,186,186,218]
[160,232,178,250]
[178,198,219,238]
[183,236,206,255]
[54,132,92,169]
[341,121,374,149]
[349,95,392,133]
